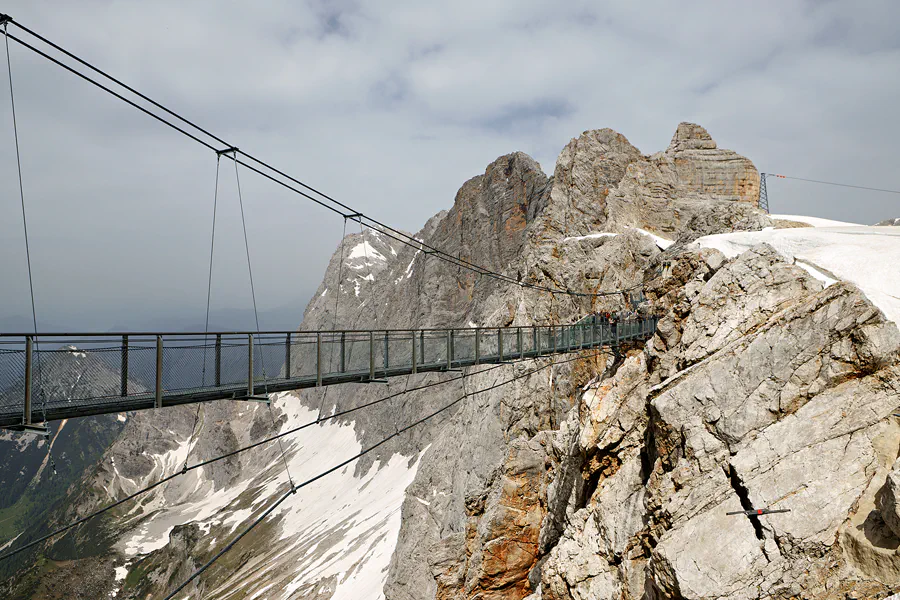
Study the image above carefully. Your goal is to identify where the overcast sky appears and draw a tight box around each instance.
[0,1,898,331]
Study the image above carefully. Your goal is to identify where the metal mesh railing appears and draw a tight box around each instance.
[0,317,658,427]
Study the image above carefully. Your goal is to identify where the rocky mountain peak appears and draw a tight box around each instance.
[666,121,718,152]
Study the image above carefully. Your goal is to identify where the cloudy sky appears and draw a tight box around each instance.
[0,1,898,331]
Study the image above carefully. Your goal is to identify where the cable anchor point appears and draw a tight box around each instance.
[215,146,239,157]
[0,15,12,27]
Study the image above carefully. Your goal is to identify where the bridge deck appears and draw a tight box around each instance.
[0,318,657,427]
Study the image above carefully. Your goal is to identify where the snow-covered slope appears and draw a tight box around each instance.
[769,214,864,228]
[108,393,420,600]
[693,224,900,323]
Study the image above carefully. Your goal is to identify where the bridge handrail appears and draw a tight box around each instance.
[0,317,659,429]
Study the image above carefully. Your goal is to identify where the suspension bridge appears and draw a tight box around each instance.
[0,317,657,429]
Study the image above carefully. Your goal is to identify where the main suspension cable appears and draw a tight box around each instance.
[3,21,49,428]
[1,19,641,300]
[231,153,295,489]
[183,155,223,471]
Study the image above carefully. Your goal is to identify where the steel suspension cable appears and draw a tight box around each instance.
[315,217,350,422]
[231,155,296,489]
[1,19,640,300]
[3,21,49,429]
[359,220,381,324]
[183,156,223,471]
[774,174,900,196]
[162,350,600,599]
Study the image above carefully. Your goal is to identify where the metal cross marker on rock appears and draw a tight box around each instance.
[726,508,791,516]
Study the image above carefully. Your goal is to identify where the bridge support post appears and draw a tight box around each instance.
[384,331,389,373]
[411,330,417,374]
[551,326,556,354]
[215,334,222,386]
[121,335,128,396]
[518,327,523,359]
[24,336,32,425]
[340,332,346,373]
[498,328,503,362]
[285,333,292,379]
[420,331,425,366]
[248,334,255,398]
[533,326,539,357]
[446,330,452,370]
[475,328,481,364]
[155,335,163,409]
[316,333,322,387]
[369,331,375,381]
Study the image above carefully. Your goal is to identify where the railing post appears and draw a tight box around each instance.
[475,328,481,364]
[551,326,557,354]
[533,326,539,357]
[316,332,322,387]
[384,331,390,372]
[215,334,222,387]
[420,331,425,366]
[450,330,455,366]
[340,332,346,373]
[24,336,32,425]
[120,335,128,396]
[411,330,418,374]
[498,328,503,361]
[248,334,254,397]
[155,335,163,409]
[518,327,523,359]
[285,333,292,379]
[446,330,452,370]
[370,331,376,380]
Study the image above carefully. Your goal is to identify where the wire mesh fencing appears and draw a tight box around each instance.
[0,317,658,427]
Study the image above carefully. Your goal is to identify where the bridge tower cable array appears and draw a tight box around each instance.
[0,15,636,300]
[2,16,51,438]
[759,172,900,214]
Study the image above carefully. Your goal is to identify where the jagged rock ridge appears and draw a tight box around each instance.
[6,122,895,600]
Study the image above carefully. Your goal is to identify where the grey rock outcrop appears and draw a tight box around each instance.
[876,218,900,226]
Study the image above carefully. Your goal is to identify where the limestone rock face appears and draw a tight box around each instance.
[665,122,759,204]
[879,460,900,538]
[530,122,765,247]
[535,242,900,600]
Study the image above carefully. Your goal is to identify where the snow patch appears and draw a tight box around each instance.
[0,533,21,552]
[347,240,386,263]
[693,224,900,324]
[563,232,617,242]
[631,228,674,249]
[770,214,864,228]
[64,345,87,359]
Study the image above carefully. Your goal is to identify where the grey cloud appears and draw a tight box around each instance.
[475,98,575,134]
[0,0,897,331]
